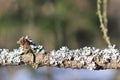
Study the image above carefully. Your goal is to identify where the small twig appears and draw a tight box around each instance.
[103,0,108,27]
[97,0,111,46]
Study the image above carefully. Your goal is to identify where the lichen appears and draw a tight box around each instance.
[49,45,120,70]
[0,36,46,64]
[0,47,23,64]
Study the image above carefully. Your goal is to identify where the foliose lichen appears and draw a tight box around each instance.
[0,47,23,64]
[49,45,120,70]
[0,36,45,65]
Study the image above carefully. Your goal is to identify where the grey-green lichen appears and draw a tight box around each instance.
[49,45,120,70]
[0,47,23,64]
[0,36,45,65]
[0,45,45,64]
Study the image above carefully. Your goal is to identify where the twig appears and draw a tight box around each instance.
[97,0,111,46]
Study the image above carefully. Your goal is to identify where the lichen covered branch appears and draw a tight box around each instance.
[48,45,120,70]
[0,36,120,70]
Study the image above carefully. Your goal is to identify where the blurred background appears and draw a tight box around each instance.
[0,0,120,80]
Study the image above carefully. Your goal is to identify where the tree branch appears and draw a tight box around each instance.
[0,36,120,70]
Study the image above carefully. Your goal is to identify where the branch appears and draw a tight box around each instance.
[0,36,120,70]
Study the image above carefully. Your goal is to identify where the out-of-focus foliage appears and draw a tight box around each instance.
[0,0,120,51]
[0,0,99,49]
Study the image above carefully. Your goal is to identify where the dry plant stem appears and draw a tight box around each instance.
[97,0,111,46]
[103,0,108,27]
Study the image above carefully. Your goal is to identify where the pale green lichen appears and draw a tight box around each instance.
[49,45,120,70]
